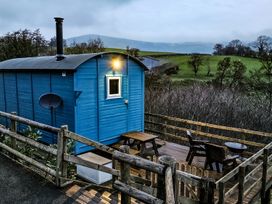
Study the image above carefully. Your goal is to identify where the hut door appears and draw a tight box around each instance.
[98,74,128,143]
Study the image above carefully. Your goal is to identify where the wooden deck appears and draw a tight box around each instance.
[63,141,222,204]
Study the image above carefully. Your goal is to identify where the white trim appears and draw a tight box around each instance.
[106,76,122,99]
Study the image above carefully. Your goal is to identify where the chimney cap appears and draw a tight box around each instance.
[54,17,64,22]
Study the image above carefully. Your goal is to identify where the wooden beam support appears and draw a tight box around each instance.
[157,155,177,202]
[261,148,269,204]
[119,145,131,204]
[165,167,175,204]
[238,165,246,204]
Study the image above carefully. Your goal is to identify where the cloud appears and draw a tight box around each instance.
[0,0,271,42]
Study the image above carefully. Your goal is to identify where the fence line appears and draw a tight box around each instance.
[1,111,272,203]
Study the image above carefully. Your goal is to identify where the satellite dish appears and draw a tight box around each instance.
[39,93,63,109]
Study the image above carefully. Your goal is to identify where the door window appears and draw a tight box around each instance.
[107,76,121,99]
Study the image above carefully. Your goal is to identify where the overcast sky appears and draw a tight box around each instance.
[0,0,271,43]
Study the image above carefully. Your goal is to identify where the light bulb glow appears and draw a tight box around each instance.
[111,58,123,71]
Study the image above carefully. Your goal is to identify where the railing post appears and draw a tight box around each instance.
[163,119,168,140]
[112,156,117,186]
[261,148,268,204]
[119,145,131,204]
[158,155,177,202]
[218,181,225,204]
[238,165,246,204]
[56,125,68,187]
[10,112,17,150]
[199,177,215,204]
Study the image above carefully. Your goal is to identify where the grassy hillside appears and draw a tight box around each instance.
[104,48,261,81]
[160,55,262,81]
[104,48,174,56]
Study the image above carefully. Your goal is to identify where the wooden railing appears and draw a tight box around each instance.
[1,110,271,203]
[145,113,272,203]
[215,142,272,204]
[1,111,213,203]
[145,113,272,153]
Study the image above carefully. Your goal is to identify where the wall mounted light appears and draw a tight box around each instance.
[110,57,123,71]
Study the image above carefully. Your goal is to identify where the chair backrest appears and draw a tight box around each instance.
[205,143,226,163]
[186,130,193,144]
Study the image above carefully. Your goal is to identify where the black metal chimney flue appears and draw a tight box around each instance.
[54,17,65,60]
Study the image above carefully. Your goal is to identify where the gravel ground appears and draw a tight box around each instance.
[0,154,75,204]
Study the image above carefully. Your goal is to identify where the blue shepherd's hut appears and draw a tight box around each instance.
[0,18,147,154]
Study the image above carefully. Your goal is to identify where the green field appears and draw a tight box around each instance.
[105,48,262,81]
[105,47,174,56]
[160,55,262,81]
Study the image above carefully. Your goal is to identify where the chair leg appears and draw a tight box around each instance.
[216,162,221,173]
[188,152,194,165]
[209,162,213,170]
[204,158,208,169]
[186,149,192,161]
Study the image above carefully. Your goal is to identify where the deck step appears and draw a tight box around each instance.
[65,184,143,204]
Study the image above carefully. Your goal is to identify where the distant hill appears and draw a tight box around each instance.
[66,34,214,54]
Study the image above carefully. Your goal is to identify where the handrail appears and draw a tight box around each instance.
[145,120,265,148]
[215,141,272,204]
[175,170,202,186]
[0,111,60,133]
[216,142,272,186]
[66,131,116,154]
[112,150,165,175]
[145,112,272,138]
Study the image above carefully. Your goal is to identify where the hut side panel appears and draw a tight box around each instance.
[4,73,18,116]
[17,73,34,120]
[0,71,75,144]
[32,73,52,142]
[128,60,144,132]
[51,72,75,131]
[74,59,99,153]
[0,73,6,125]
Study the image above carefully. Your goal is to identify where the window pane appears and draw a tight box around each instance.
[109,79,119,95]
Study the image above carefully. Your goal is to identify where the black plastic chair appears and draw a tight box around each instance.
[205,143,239,174]
[186,130,207,165]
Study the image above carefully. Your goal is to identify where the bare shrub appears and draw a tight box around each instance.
[145,82,272,133]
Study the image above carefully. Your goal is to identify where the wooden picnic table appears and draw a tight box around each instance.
[122,132,159,156]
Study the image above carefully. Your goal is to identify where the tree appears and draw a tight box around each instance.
[205,57,212,76]
[47,36,67,55]
[188,55,203,77]
[87,37,105,53]
[254,35,272,56]
[126,46,140,58]
[0,29,48,61]
[213,43,224,55]
[65,37,105,54]
[228,60,247,89]
[214,57,247,89]
[213,39,255,57]
[214,57,232,87]
[248,36,272,114]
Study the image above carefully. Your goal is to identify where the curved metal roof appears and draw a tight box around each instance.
[0,52,148,71]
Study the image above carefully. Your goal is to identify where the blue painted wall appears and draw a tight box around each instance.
[74,58,98,153]
[74,54,144,154]
[0,71,75,143]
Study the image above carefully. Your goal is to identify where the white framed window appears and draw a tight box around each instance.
[107,76,122,99]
